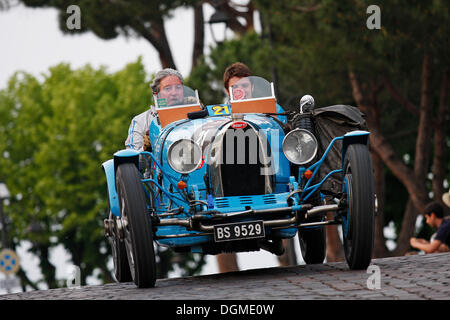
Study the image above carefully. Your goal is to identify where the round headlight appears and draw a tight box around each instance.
[282,129,318,165]
[167,139,202,174]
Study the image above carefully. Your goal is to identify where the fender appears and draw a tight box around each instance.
[103,149,141,217]
[113,148,140,172]
[102,159,120,217]
[341,130,370,166]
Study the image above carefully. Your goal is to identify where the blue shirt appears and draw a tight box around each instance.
[435,218,450,247]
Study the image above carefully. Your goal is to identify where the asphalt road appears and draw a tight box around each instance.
[1,252,449,300]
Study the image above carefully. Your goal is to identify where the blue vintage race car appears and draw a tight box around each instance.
[102,77,375,288]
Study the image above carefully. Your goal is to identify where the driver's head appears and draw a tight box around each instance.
[151,68,184,106]
[223,62,252,99]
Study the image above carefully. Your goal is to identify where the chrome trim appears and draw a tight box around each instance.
[298,220,341,228]
[154,232,212,239]
[158,218,191,228]
[209,119,273,197]
[271,220,341,230]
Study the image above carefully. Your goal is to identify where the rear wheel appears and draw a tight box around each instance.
[298,223,326,264]
[109,214,132,283]
[342,144,374,270]
[116,163,156,288]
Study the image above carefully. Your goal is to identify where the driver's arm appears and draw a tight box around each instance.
[125,116,145,151]
[410,237,442,253]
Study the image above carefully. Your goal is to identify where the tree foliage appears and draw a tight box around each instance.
[191,0,449,257]
[251,0,449,256]
[0,59,205,289]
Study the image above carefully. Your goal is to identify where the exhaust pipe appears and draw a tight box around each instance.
[305,204,339,219]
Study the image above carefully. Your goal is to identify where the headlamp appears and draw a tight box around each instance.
[282,129,318,165]
[167,139,202,174]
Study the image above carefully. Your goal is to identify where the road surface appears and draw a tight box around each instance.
[1,252,449,300]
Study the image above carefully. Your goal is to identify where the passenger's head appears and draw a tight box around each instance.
[423,202,444,227]
[223,62,253,99]
[151,68,184,106]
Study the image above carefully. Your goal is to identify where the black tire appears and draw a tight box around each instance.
[116,162,156,288]
[298,223,326,264]
[342,144,374,270]
[109,214,133,283]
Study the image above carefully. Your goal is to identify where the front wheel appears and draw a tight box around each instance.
[116,162,156,288]
[342,143,374,270]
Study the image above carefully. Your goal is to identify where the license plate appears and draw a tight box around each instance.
[214,221,265,242]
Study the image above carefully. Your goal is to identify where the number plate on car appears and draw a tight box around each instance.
[214,221,265,242]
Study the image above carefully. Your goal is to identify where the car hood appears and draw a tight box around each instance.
[156,114,285,154]
[153,114,287,196]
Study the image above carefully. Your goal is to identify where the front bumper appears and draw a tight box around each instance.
[153,191,342,240]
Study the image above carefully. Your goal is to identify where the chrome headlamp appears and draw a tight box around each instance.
[282,129,318,165]
[167,139,202,174]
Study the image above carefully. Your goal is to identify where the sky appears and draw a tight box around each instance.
[1,4,189,89]
[0,3,293,294]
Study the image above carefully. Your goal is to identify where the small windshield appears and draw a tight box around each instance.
[229,76,274,102]
[155,85,200,108]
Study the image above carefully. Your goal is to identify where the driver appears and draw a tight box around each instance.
[125,68,184,151]
[157,75,184,106]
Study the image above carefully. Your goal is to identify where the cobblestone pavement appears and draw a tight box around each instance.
[1,252,449,300]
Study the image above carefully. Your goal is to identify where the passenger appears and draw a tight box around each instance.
[223,62,286,122]
[409,202,450,254]
[125,68,184,151]
[223,62,253,100]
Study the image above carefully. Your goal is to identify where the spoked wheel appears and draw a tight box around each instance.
[108,213,132,283]
[342,144,375,270]
[298,221,326,264]
[116,162,156,288]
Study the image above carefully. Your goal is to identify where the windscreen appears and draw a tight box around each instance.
[229,76,273,102]
[155,85,199,108]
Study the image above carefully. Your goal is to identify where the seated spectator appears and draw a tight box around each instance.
[409,202,450,254]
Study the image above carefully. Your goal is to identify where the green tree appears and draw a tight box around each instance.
[251,0,449,257]
[0,59,205,290]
